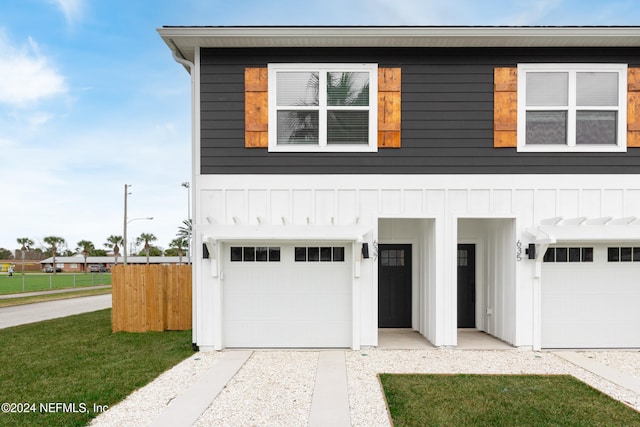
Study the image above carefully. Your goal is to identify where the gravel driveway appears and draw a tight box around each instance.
[90,348,640,427]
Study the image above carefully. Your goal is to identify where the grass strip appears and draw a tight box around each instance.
[0,288,112,308]
[379,373,640,427]
[0,274,111,295]
[0,309,193,427]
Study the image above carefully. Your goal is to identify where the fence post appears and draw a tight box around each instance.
[49,275,52,289]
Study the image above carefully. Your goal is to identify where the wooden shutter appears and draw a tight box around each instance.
[245,68,268,148]
[378,68,401,148]
[494,67,518,148]
[628,67,640,147]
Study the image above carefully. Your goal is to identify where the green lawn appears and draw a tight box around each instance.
[379,373,640,427]
[0,309,193,427]
[0,273,111,294]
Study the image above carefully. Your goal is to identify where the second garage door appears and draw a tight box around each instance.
[541,245,640,348]
[222,244,352,348]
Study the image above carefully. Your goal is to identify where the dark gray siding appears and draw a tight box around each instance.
[200,47,640,174]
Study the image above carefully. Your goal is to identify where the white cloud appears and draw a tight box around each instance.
[0,35,68,107]
[47,0,84,25]
[28,112,56,128]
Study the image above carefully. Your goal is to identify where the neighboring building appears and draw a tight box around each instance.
[40,256,186,272]
[159,26,640,351]
[0,261,42,273]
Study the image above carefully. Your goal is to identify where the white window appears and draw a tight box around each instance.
[268,63,378,152]
[517,63,627,152]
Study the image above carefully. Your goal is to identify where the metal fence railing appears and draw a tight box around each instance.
[0,273,112,294]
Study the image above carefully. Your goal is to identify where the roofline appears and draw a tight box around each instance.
[157,26,640,64]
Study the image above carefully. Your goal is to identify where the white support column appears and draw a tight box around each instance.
[352,240,362,350]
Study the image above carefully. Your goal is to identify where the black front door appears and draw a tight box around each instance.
[378,244,412,327]
[457,244,476,328]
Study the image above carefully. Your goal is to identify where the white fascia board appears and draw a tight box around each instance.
[203,224,371,243]
[157,26,640,64]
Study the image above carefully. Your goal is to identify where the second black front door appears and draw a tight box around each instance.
[457,244,476,328]
[378,244,412,327]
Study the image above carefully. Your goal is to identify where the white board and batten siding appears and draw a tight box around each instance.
[195,174,640,350]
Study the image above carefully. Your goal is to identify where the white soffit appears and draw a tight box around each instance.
[157,26,640,63]
[527,216,640,243]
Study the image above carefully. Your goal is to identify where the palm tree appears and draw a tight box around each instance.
[43,236,66,275]
[177,219,192,263]
[77,240,95,273]
[169,238,188,264]
[177,219,192,240]
[137,233,157,265]
[105,235,123,265]
[16,237,34,276]
[17,237,34,253]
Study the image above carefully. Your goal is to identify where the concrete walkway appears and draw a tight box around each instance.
[146,350,352,427]
[308,350,351,426]
[0,294,112,329]
[555,351,640,395]
[149,351,253,427]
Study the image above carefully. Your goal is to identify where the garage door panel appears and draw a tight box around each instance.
[544,319,640,348]
[542,245,640,348]
[225,319,351,348]
[223,244,352,348]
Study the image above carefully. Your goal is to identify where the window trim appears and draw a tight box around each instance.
[268,63,378,153]
[517,63,627,153]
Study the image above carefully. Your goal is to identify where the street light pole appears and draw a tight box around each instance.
[123,184,153,266]
[123,184,130,265]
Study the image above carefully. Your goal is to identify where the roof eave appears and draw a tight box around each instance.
[158,26,640,63]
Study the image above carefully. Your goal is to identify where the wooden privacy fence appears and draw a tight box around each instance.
[111,264,191,332]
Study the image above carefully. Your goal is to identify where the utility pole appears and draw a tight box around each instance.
[123,184,130,265]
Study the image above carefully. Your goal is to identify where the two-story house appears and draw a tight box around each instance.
[159,26,640,351]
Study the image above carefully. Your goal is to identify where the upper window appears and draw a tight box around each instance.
[517,64,627,152]
[268,64,378,152]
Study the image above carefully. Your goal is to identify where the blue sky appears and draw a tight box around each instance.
[0,0,638,255]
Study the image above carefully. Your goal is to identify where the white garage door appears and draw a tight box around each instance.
[222,243,352,348]
[542,245,640,348]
